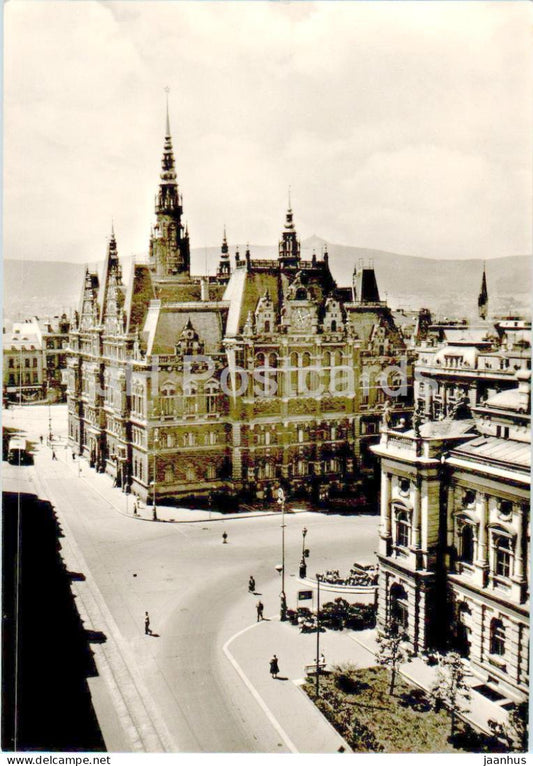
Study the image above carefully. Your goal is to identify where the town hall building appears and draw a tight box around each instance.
[67,109,413,506]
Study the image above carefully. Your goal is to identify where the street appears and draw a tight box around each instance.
[3,405,380,752]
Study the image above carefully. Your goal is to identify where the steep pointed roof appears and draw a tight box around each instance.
[100,226,124,328]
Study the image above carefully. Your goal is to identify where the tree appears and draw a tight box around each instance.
[430,652,471,738]
[488,701,528,752]
[375,624,412,696]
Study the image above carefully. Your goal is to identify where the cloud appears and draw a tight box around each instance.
[4,1,532,264]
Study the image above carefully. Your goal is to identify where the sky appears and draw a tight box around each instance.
[4,1,532,265]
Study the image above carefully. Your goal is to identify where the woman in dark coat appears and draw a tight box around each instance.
[269,654,279,678]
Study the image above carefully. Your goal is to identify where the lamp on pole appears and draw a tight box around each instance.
[48,402,53,443]
[299,526,308,578]
[315,573,322,697]
[277,486,287,621]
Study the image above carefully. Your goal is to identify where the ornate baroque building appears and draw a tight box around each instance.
[372,370,530,702]
[67,112,414,505]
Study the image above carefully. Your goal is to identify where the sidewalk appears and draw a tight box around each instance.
[229,620,512,754]
[226,617,377,753]
[46,436,310,525]
[349,629,510,734]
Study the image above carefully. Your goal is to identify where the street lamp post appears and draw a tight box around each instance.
[315,573,322,697]
[48,403,53,443]
[300,526,308,578]
[278,487,287,621]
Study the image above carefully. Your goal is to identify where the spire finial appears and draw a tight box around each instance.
[164,86,171,136]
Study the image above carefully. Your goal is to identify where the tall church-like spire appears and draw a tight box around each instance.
[278,190,301,270]
[478,263,488,320]
[216,226,231,284]
[150,89,190,278]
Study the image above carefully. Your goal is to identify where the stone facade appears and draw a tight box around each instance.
[414,318,531,420]
[372,372,530,702]
[67,113,414,505]
[3,315,70,403]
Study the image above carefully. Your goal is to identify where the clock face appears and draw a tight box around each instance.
[293,308,310,330]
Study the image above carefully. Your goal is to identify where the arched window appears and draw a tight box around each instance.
[184,383,197,415]
[395,507,410,548]
[460,524,475,564]
[301,352,311,368]
[323,351,331,367]
[205,383,218,414]
[256,352,265,367]
[494,535,513,578]
[161,383,175,416]
[164,466,174,483]
[390,583,408,631]
[490,618,505,656]
[290,352,299,394]
[185,466,196,482]
[206,464,216,480]
[264,321,271,333]
[331,320,337,332]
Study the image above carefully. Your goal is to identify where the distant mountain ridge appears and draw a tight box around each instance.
[4,240,530,324]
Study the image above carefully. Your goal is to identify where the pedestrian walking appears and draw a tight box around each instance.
[144,611,152,635]
[39,435,43,444]
[51,449,57,461]
[72,450,76,461]
[256,600,264,621]
[269,654,279,679]
[222,531,228,544]
[248,575,256,593]
[133,499,138,516]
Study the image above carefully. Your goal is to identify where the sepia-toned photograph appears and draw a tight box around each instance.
[2,1,531,759]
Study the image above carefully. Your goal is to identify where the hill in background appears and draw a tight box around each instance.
[4,238,530,326]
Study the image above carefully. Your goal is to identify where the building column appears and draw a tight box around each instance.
[379,470,391,556]
[407,583,419,652]
[513,507,524,582]
[412,477,421,548]
[474,493,489,587]
[470,602,485,667]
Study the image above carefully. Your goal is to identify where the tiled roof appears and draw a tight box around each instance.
[485,388,522,411]
[146,306,225,355]
[452,435,530,469]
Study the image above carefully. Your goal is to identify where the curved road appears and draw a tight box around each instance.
[4,406,379,752]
